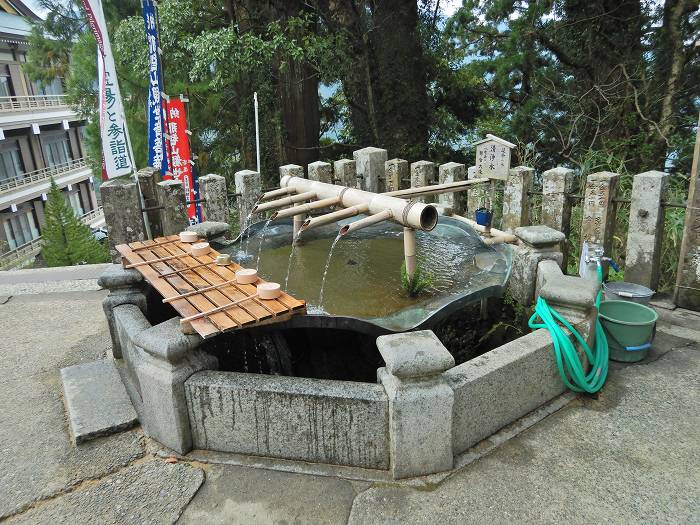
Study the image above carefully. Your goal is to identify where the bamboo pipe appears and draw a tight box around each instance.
[271,197,341,220]
[383,178,489,199]
[280,176,438,232]
[404,227,417,277]
[448,214,517,243]
[252,191,317,213]
[260,187,295,201]
[339,209,393,236]
[301,204,369,231]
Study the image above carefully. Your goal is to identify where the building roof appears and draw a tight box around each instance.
[472,134,516,149]
[0,0,41,21]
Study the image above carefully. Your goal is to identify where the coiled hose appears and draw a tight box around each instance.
[528,265,608,394]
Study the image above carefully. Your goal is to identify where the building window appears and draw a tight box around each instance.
[33,78,63,96]
[67,191,84,217]
[42,132,72,167]
[3,209,39,250]
[0,140,25,182]
[0,65,13,97]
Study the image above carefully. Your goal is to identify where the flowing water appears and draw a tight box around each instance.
[255,218,273,269]
[223,216,511,330]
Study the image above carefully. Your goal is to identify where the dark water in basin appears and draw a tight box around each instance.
[220,216,511,332]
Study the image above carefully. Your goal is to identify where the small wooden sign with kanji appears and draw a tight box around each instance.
[473,134,515,181]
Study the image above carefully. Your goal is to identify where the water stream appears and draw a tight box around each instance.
[255,218,273,269]
[318,234,342,311]
[284,231,303,290]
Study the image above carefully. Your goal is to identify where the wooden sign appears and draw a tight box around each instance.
[473,134,515,181]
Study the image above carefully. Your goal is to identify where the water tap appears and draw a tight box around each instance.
[585,246,620,273]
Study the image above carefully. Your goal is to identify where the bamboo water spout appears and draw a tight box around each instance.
[280,176,438,233]
[339,209,393,236]
[259,187,295,201]
[271,197,341,220]
[252,191,316,213]
[384,178,489,199]
[302,204,369,231]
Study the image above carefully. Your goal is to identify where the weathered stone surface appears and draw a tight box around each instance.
[308,161,333,183]
[234,170,260,232]
[8,461,204,525]
[675,159,700,309]
[508,241,563,306]
[134,317,203,363]
[186,221,230,241]
[101,177,147,263]
[385,158,408,193]
[279,163,304,183]
[542,167,575,233]
[199,173,229,224]
[156,179,189,236]
[185,371,390,469]
[625,171,668,289]
[354,146,387,193]
[410,160,437,203]
[502,166,533,233]
[438,162,466,213]
[466,165,485,216]
[514,225,566,248]
[98,264,143,290]
[376,330,455,379]
[333,158,356,187]
[60,359,137,444]
[580,171,619,261]
[137,166,163,238]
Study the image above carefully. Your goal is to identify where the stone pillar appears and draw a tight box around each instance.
[97,265,147,359]
[234,170,260,233]
[279,164,304,184]
[542,166,575,267]
[466,166,483,217]
[333,159,356,187]
[376,330,454,479]
[502,166,534,233]
[199,173,229,224]
[353,146,387,193]
[625,171,668,289]
[156,179,189,236]
[307,161,332,183]
[410,160,437,203]
[101,177,147,263]
[580,172,619,272]
[438,162,466,214]
[675,159,700,309]
[137,167,162,238]
[385,158,408,193]
[509,225,565,306]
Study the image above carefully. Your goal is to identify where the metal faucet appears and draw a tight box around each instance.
[585,246,619,272]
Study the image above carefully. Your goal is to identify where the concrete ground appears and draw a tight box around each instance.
[0,271,698,524]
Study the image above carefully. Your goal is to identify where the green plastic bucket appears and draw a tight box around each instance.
[598,300,658,362]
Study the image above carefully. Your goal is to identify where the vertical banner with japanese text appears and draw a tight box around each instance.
[82,0,135,179]
[166,97,198,223]
[141,0,169,175]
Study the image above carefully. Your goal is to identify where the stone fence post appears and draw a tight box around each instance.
[101,177,147,263]
[279,164,304,183]
[376,330,454,479]
[410,160,437,203]
[200,173,229,225]
[308,161,332,183]
[385,158,408,193]
[674,157,700,309]
[502,166,533,233]
[137,167,162,238]
[438,162,466,215]
[580,172,619,277]
[234,170,261,232]
[625,171,668,289]
[156,179,189,236]
[333,159,356,187]
[353,146,387,193]
[466,166,484,217]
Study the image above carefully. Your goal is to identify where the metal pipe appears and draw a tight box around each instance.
[301,204,369,231]
[383,178,489,199]
[253,191,316,213]
[271,197,341,220]
[339,209,393,236]
[260,187,295,201]
[404,227,417,277]
[281,176,438,232]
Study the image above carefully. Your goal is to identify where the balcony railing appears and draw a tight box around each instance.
[0,158,89,195]
[0,94,69,112]
[0,206,104,270]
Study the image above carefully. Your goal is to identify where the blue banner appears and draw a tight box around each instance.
[142,0,168,175]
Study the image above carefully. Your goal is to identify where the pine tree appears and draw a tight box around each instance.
[41,178,108,266]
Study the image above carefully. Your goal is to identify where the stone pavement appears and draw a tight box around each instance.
[0,277,698,524]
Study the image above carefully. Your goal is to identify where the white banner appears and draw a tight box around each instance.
[82,0,135,179]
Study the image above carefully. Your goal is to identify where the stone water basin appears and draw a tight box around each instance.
[219,215,512,333]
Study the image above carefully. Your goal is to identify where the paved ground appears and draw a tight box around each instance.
[0,275,698,524]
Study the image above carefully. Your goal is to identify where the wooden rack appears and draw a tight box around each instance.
[116,235,306,338]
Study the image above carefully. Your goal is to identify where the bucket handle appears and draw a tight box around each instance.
[625,342,652,352]
[605,322,656,353]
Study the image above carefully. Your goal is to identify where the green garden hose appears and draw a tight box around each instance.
[528,265,608,394]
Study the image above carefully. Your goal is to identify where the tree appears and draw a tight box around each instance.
[41,179,109,267]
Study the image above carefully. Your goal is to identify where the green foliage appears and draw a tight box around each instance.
[401,262,434,298]
[41,179,109,267]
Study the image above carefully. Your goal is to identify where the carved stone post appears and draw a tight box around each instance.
[353,146,387,193]
[137,167,162,238]
[438,162,466,214]
[156,179,189,236]
[580,172,619,277]
[542,166,575,266]
[625,171,668,289]
[674,152,700,309]
[385,158,408,193]
[199,173,229,224]
[101,177,147,263]
[308,161,332,183]
[502,166,534,233]
[279,164,304,183]
[466,166,483,217]
[333,159,356,187]
[410,160,437,203]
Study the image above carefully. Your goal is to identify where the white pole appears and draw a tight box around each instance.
[254,92,261,175]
